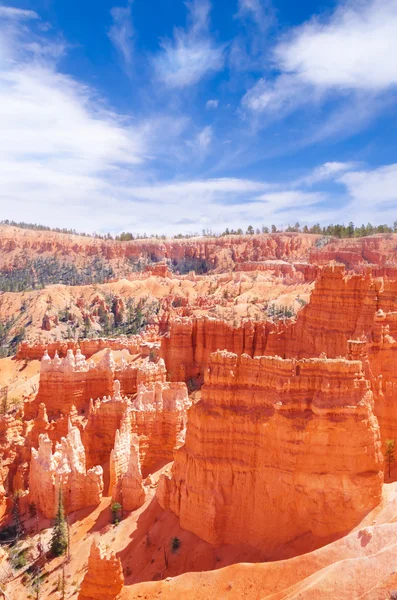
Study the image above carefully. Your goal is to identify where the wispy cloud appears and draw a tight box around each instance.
[206,98,218,109]
[108,0,134,74]
[242,0,397,141]
[0,5,38,20]
[153,0,224,88]
[197,125,213,150]
[297,161,359,186]
[338,163,397,218]
[236,0,273,31]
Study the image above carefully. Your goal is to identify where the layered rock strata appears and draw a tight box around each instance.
[17,333,159,361]
[25,348,167,419]
[78,541,124,600]
[29,419,103,518]
[158,350,383,554]
[25,348,115,419]
[161,317,273,382]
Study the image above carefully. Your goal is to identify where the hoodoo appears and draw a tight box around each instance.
[29,419,103,518]
[158,350,383,554]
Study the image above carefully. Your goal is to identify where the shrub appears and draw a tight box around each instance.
[111,502,122,524]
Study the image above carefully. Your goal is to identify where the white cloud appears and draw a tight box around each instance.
[154,0,224,88]
[108,0,134,73]
[128,178,269,202]
[236,0,272,30]
[0,11,177,233]
[257,190,324,209]
[298,161,358,186]
[197,125,213,149]
[242,74,312,113]
[339,163,397,206]
[243,0,397,130]
[206,98,218,109]
[0,6,38,20]
[276,0,397,90]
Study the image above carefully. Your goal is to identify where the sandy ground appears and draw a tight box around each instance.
[3,475,397,600]
[121,482,397,600]
[0,356,40,410]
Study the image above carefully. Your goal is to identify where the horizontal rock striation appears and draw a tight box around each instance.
[24,348,166,419]
[25,348,115,419]
[158,350,383,554]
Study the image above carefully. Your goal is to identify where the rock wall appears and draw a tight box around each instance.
[158,351,383,555]
[0,226,323,275]
[25,348,166,419]
[265,266,380,359]
[78,541,124,600]
[25,349,115,419]
[17,334,159,361]
[131,380,191,476]
[161,317,274,382]
[29,420,103,518]
[235,260,319,282]
[309,234,397,268]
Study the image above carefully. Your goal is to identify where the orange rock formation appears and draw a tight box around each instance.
[29,419,103,518]
[130,380,191,476]
[159,350,383,554]
[3,229,397,599]
[109,411,145,511]
[78,540,124,600]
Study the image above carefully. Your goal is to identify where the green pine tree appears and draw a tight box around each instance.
[50,488,68,557]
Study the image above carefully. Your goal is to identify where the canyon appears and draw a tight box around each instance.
[1,227,397,599]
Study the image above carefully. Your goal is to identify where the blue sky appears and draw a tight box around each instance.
[1,0,397,235]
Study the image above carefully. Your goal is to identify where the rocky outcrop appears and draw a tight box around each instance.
[25,347,168,420]
[29,419,103,518]
[309,234,397,268]
[0,226,324,277]
[161,316,274,382]
[265,266,380,359]
[24,348,115,419]
[78,541,124,600]
[83,380,130,483]
[84,371,190,485]
[131,380,191,476]
[109,411,145,511]
[235,260,319,282]
[158,351,383,555]
[17,335,156,361]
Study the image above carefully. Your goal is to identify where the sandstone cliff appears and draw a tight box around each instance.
[25,348,115,419]
[158,350,383,554]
